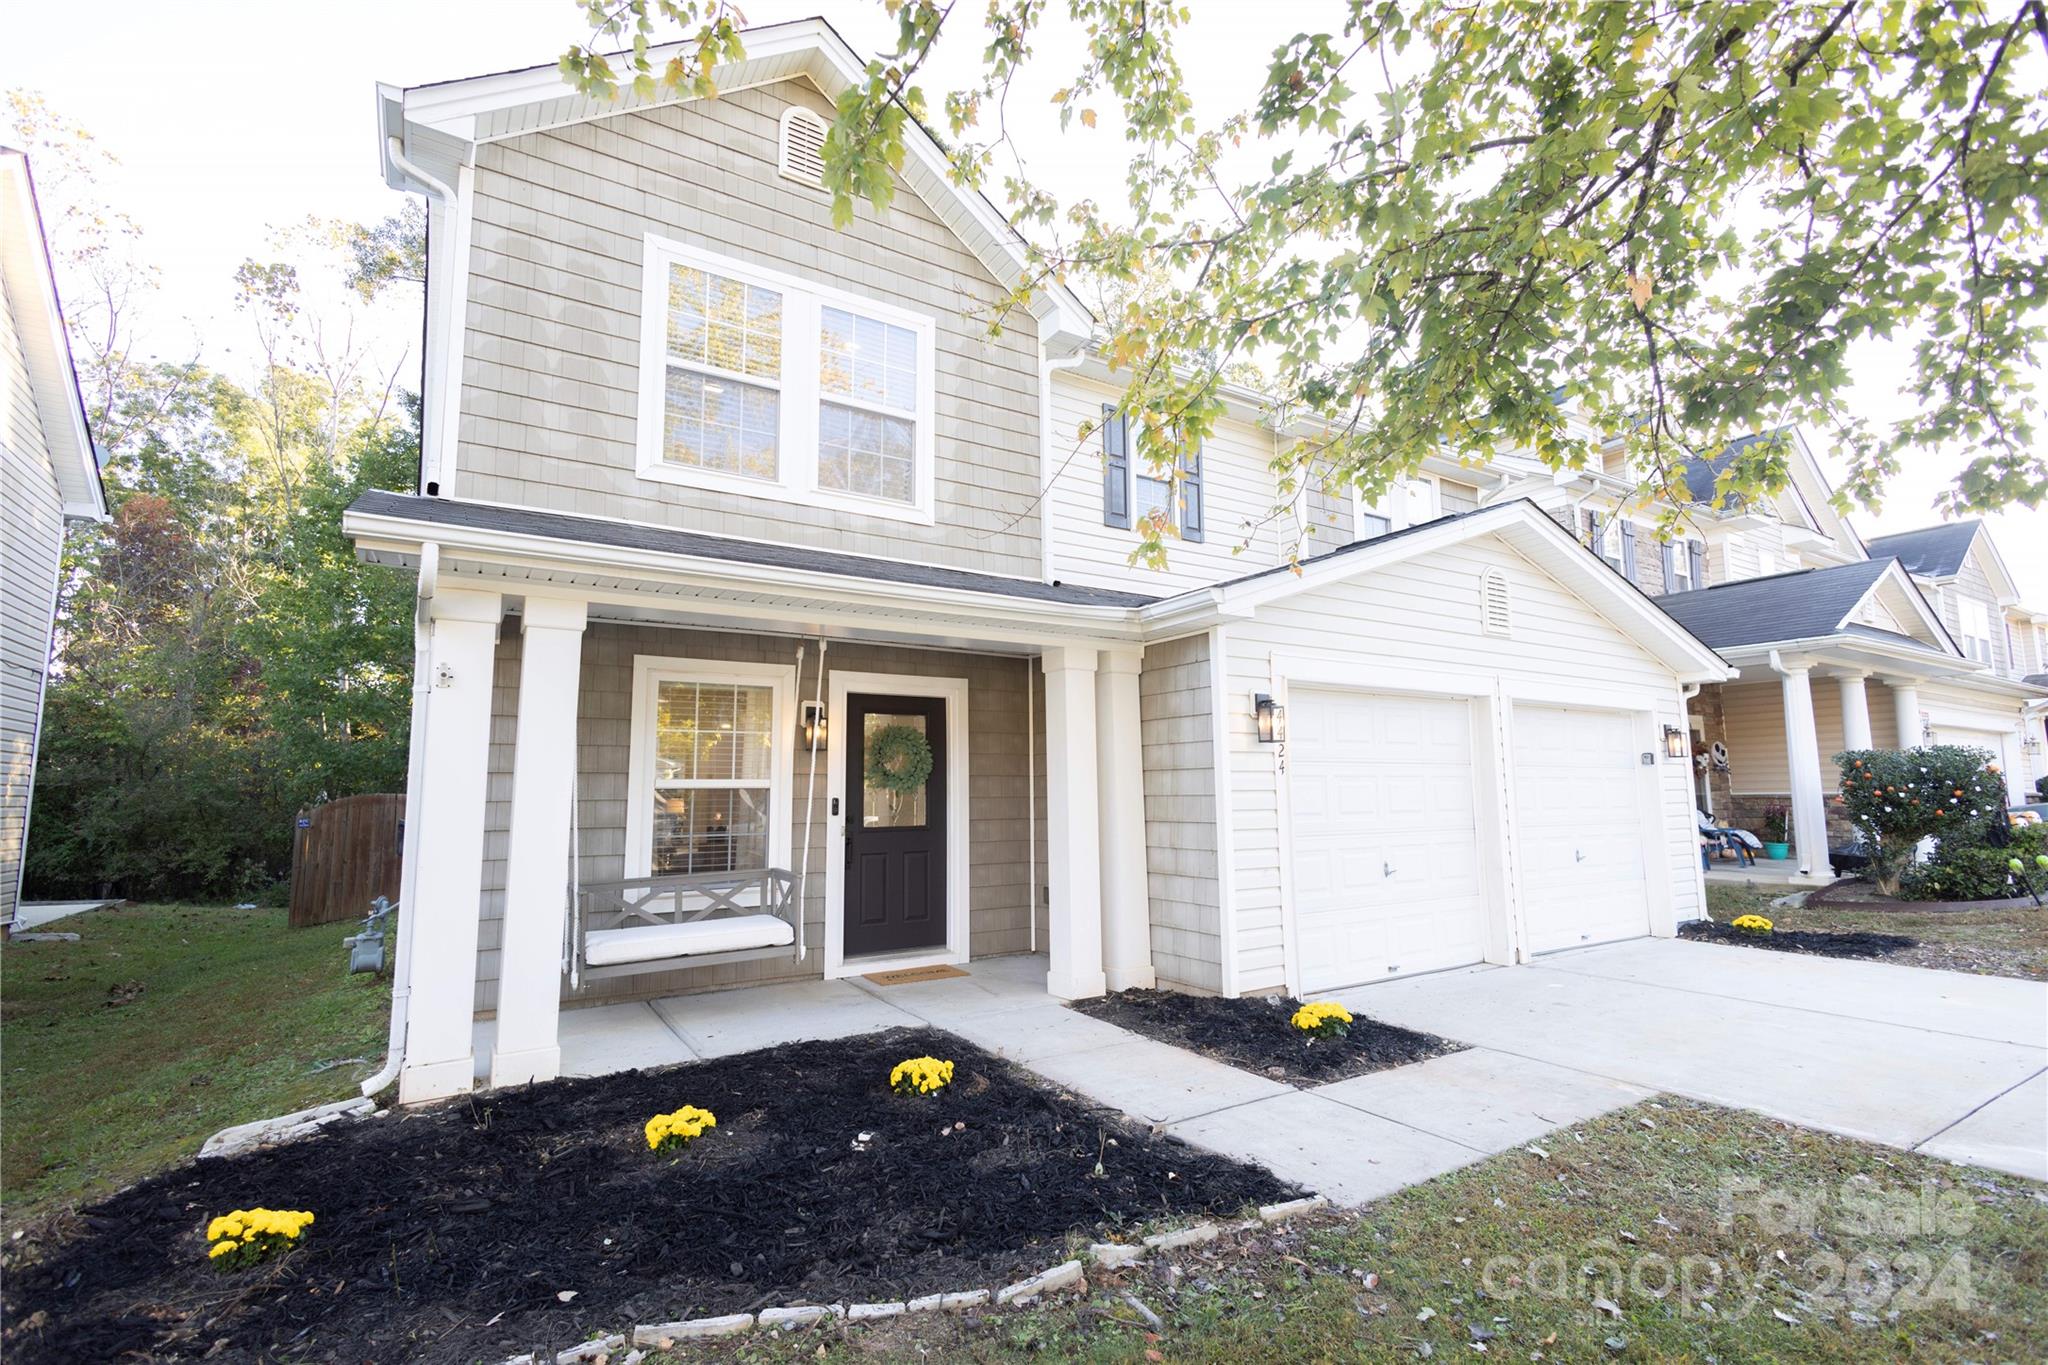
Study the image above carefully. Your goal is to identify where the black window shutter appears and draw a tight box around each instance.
[1621,520,1638,580]
[1585,510,1602,549]
[1687,540,1706,589]
[1660,540,1676,588]
[1101,404,1130,529]
[1180,439,1204,542]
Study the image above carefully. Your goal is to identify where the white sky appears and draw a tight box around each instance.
[5,0,2042,598]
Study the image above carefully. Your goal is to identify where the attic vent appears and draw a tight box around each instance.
[779,107,828,187]
[1480,568,1511,636]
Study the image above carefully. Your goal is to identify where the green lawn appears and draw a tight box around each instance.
[1,904,389,1228]
[1706,882,2048,981]
[664,1098,2048,1363]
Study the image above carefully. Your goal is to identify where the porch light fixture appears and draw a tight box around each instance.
[1663,725,1687,760]
[800,701,828,752]
[1254,693,1286,745]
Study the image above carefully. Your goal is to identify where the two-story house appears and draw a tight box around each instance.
[2,148,105,932]
[348,20,1735,1104]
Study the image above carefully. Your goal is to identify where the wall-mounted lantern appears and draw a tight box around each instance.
[799,701,828,752]
[1663,724,1687,760]
[1254,693,1287,745]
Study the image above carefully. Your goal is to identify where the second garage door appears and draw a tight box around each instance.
[1511,703,1651,955]
[1288,690,1490,991]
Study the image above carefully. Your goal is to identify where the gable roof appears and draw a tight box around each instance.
[376,17,1094,353]
[0,148,104,522]
[1865,521,1983,580]
[1651,559,1954,654]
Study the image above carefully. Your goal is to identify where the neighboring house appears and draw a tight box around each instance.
[349,20,1733,1105]
[1,149,105,932]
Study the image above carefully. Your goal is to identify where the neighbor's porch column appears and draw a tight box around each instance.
[490,596,588,1090]
[1775,658,1835,879]
[399,586,503,1105]
[1095,648,1155,992]
[1886,678,1923,750]
[1837,671,1873,752]
[1041,646,1107,1000]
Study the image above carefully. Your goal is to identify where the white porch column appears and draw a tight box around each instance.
[489,596,588,1090]
[1837,672,1873,752]
[1887,679,1923,750]
[1041,646,1107,1000]
[399,586,502,1104]
[1095,648,1155,992]
[1776,659,1834,879]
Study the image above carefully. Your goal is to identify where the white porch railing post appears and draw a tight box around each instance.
[1096,648,1155,991]
[491,595,588,1089]
[1776,658,1835,879]
[399,586,502,1104]
[1041,646,1107,1000]
[1837,671,1873,752]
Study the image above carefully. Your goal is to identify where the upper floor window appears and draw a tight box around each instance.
[1356,476,1439,541]
[1666,538,1694,591]
[1100,407,1204,542]
[1959,597,1995,665]
[637,234,936,525]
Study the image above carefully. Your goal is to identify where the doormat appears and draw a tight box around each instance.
[863,963,969,986]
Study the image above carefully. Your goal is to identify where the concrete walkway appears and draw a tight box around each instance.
[1335,938,2048,1183]
[10,899,120,932]
[473,939,2045,1205]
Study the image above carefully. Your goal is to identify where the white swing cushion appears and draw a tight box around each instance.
[585,915,795,967]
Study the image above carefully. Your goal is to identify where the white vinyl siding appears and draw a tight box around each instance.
[1047,371,1285,592]
[1,274,64,926]
[1221,534,1701,994]
[457,80,1042,576]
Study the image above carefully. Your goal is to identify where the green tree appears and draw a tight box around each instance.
[566,1,2048,562]
[1836,745,2009,894]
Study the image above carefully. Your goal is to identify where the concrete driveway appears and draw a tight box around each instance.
[1334,938,2048,1182]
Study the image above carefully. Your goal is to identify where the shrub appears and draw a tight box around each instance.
[889,1056,954,1096]
[2036,775,2048,801]
[1834,747,2007,895]
[206,1208,314,1270]
[1901,823,2048,902]
[1290,1000,1354,1040]
[644,1105,717,1152]
[1759,806,1790,843]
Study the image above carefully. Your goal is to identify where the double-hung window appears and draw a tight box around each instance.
[625,658,795,879]
[638,234,937,524]
[1959,597,1995,665]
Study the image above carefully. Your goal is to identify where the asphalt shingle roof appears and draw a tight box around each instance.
[1678,430,1789,506]
[346,491,1162,608]
[1650,559,1893,650]
[1863,522,1981,579]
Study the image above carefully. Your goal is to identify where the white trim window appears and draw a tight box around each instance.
[1354,475,1439,542]
[624,657,796,879]
[637,234,937,524]
[1958,597,1995,665]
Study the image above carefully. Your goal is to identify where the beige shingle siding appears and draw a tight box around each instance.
[1139,633,1222,992]
[473,622,1045,1013]
[1934,549,2009,674]
[1,275,63,924]
[456,80,1043,575]
[1222,534,1703,994]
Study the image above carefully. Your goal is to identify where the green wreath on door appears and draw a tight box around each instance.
[864,724,934,796]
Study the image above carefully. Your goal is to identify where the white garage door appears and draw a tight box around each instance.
[1929,724,2021,803]
[1512,704,1651,956]
[1288,690,1489,991]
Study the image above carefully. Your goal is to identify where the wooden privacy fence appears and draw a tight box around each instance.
[289,793,404,928]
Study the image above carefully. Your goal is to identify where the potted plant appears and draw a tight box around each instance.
[1760,805,1791,860]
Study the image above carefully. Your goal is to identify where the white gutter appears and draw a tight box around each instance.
[362,543,440,1099]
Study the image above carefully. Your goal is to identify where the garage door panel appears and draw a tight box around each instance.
[1289,689,1490,992]
[1512,704,1650,956]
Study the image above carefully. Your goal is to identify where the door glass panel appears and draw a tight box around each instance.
[861,712,930,829]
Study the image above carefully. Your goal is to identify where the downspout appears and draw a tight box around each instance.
[1038,350,1088,586]
[1680,682,1704,815]
[362,543,440,1099]
[1026,655,1037,953]
[384,135,456,495]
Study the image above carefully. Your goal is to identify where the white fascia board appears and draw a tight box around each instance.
[1140,500,1734,682]
[382,19,1093,349]
[1066,351,1279,428]
[1845,561,1959,654]
[341,507,1146,643]
[0,154,105,520]
[1716,635,1986,680]
[1965,526,2023,602]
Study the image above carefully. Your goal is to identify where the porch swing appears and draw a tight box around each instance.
[562,642,826,988]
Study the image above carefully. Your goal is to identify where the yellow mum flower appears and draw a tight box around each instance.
[889,1056,955,1096]
[1731,914,1773,934]
[1291,1000,1354,1039]
[645,1105,718,1152]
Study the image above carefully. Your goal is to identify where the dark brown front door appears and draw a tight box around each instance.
[844,693,947,957]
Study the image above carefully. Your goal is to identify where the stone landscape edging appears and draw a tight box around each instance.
[517,1195,1331,1364]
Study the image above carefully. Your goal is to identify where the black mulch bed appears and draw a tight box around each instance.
[1679,920,1919,959]
[1,1026,1294,1365]
[1070,989,1463,1086]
